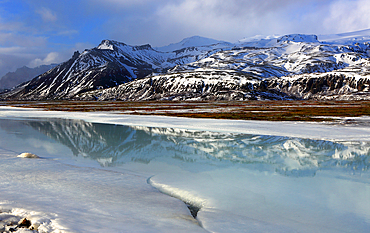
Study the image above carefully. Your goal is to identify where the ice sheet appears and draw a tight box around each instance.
[0,106,370,232]
[0,148,204,233]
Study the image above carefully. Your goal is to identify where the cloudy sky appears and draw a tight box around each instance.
[1,0,370,77]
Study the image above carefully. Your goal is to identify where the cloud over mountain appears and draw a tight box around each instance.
[0,0,369,78]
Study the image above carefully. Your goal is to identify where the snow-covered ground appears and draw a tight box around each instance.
[0,106,370,232]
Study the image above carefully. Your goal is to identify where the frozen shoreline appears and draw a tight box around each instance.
[0,147,205,233]
[1,106,370,232]
[1,106,370,142]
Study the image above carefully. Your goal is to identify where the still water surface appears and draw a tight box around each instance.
[1,118,370,232]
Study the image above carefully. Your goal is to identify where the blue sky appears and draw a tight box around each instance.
[1,0,370,77]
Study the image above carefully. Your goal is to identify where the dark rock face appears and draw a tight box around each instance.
[76,71,370,101]
[265,73,370,100]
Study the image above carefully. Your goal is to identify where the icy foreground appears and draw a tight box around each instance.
[0,149,201,233]
[0,107,370,232]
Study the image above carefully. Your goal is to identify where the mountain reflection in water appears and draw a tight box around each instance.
[2,118,370,177]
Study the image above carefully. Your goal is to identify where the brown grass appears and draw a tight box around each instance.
[1,100,370,122]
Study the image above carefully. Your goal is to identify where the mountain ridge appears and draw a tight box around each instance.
[2,30,370,101]
[0,64,57,90]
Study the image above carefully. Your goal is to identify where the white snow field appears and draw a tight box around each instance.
[0,106,370,233]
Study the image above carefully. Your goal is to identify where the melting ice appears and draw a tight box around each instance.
[0,118,370,232]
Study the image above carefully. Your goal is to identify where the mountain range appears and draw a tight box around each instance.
[1,29,370,101]
[0,64,56,91]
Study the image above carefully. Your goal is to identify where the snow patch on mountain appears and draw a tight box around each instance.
[277,34,319,43]
[237,34,319,48]
[97,39,116,50]
[238,34,280,44]
[76,69,294,101]
[156,36,230,52]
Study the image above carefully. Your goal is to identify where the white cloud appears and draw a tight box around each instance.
[153,0,366,43]
[36,7,57,22]
[0,46,26,54]
[323,0,370,33]
[28,52,60,68]
[156,0,301,42]
[0,20,23,32]
[26,42,93,69]
[101,0,338,46]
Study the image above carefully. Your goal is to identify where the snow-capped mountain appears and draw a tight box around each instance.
[77,33,370,101]
[170,34,342,79]
[0,40,225,100]
[1,42,163,99]
[2,30,370,101]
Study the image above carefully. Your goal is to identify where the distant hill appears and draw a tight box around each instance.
[0,64,57,90]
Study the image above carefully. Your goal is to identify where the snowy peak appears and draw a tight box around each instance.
[97,39,116,50]
[156,36,228,52]
[97,39,129,51]
[277,34,319,43]
[96,40,157,59]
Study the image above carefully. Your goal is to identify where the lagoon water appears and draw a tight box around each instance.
[0,117,370,232]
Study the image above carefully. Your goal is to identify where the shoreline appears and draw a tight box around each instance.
[1,105,370,142]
